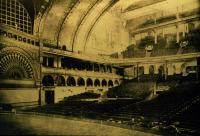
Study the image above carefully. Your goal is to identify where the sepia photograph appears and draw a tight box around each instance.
[0,0,200,135]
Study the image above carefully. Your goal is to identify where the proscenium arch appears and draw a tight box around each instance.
[0,47,36,80]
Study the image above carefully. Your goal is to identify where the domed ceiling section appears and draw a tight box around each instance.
[39,0,133,55]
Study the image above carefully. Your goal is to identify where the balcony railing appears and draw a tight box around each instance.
[42,67,122,79]
[156,14,176,24]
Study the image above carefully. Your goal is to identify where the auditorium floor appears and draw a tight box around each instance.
[0,113,157,136]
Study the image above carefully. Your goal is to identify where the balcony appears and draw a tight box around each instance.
[180,8,200,18]
[42,67,122,79]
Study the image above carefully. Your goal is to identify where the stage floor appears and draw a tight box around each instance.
[0,113,157,136]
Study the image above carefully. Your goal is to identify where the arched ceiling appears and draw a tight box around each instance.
[37,0,132,55]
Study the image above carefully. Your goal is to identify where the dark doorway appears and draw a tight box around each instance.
[45,91,54,104]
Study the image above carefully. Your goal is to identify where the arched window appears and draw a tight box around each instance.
[102,79,107,87]
[158,66,165,75]
[94,79,100,87]
[114,80,119,86]
[138,66,144,76]
[56,76,65,86]
[77,77,85,86]
[186,66,191,73]
[87,78,93,86]
[149,65,154,79]
[108,80,113,87]
[0,0,32,34]
[62,45,66,51]
[67,76,76,86]
[149,65,154,74]
[158,65,165,81]
[42,75,54,86]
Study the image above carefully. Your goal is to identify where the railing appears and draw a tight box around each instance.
[151,48,178,57]
[0,24,39,46]
[42,67,122,79]
[156,14,176,24]
[130,13,200,34]
[122,49,146,58]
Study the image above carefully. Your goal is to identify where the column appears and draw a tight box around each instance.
[154,30,157,44]
[137,63,139,82]
[53,57,57,68]
[57,57,62,68]
[92,63,95,72]
[176,25,180,43]
[162,28,165,38]
[144,64,149,75]
[165,61,168,80]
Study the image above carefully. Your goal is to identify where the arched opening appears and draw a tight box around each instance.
[102,79,107,87]
[56,76,65,86]
[62,45,67,51]
[0,52,34,79]
[94,79,100,87]
[181,64,186,74]
[185,66,197,81]
[158,65,165,82]
[108,80,113,87]
[67,76,76,86]
[77,77,85,86]
[188,22,195,32]
[138,66,144,76]
[42,75,54,86]
[114,80,119,86]
[186,66,192,73]
[149,65,154,79]
[173,65,176,75]
[8,67,24,79]
[87,78,93,86]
